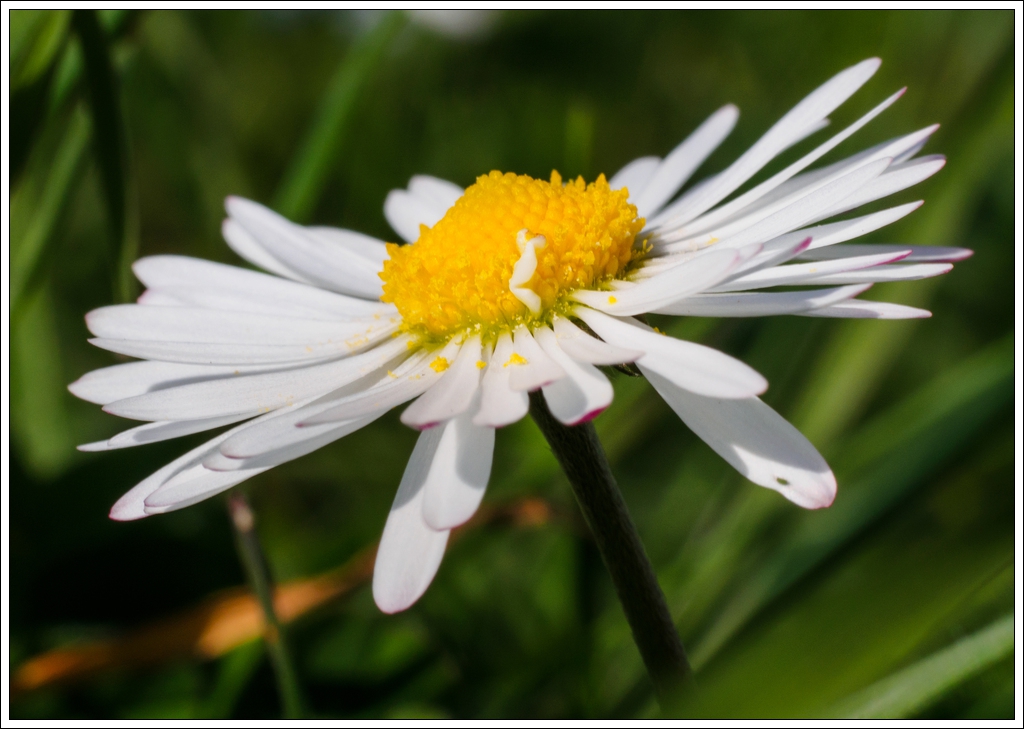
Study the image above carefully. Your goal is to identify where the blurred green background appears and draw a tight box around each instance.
[8,9,1015,719]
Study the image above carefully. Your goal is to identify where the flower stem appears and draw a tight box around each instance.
[227,491,304,719]
[528,392,691,704]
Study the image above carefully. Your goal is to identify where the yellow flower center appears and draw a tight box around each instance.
[380,170,644,341]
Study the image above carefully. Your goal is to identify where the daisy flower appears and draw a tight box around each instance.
[70,58,969,614]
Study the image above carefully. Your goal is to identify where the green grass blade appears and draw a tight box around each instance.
[198,641,265,719]
[829,613,1014,718]
[10,10,71,90]
[47,38,83,117]
[10,105,91,313]
[72,8,138,303]
[669,513,1012,718]
[274,11,407,222]
[689,333,1013,668]
[10,284,79,479]
[48,12,134,118]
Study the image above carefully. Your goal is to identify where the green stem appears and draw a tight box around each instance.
[529,392,691,705]
[227,491,305,719]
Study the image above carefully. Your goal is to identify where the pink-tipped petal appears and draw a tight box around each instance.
[421,411,495,530]
[373,428,451,614]
[644,369,836,509]
[534,327,614,426]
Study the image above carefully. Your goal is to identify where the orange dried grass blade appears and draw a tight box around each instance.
[11,498,552,696]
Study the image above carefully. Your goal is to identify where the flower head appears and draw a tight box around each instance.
[70,58,970,613]
[381,170,642,338]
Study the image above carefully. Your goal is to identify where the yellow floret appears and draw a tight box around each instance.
[380,170,644,340]
[430,356,450,373]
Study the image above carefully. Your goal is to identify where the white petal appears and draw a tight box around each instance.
[654,283,872,316]
[133,255,391,318]
[294,373,432,428]
[716,199,925,278]
[649,58,881,228]
[225,196,385,299]
[86,305,397,346]
[138,287,323,320]
[401,337,483,429]
[86,340,330,367]
[373,428,451,613]
[634,240,764,280]
[794,116,831,141]
[108,445,217,520]
[134,290,187,307]
[713,249,910,292]
[761,201,923,255]
[213,357,412,455]
[88,322,397,366]
[222,218,313,283]
[696,126,937,237]
[210,355,429,458]
[507,326,566,392]
[637,241,759,281]
[671,122,935,250]
[644,369,836,509]
[104,335,411,421]
[762,128,937,218]
[535,327,614,425]
[552,316,642,365]
[792,262,952,285]
[711,236,813,281]
[145,466,267,515]
[108,417,275,520]
[384,189,438,243]
[664,199,922,280]
[203,413,382,472]
[798,243,972,263]
[421,411,495,530]
[658,157,893,255]
[633,104,739,218]
[654,89,908,236]
[811,155,945,223]
[575,307,767,399]
[68,361,270,406]
[79,414,250,451]
[797,300,932,319]
[893,137,928,164]
[297,347,450,426]
[304,226,389,268]
[473,334,529,427]
[572,247,742,316]
[609,155,661,200]
[408,175,463,214]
